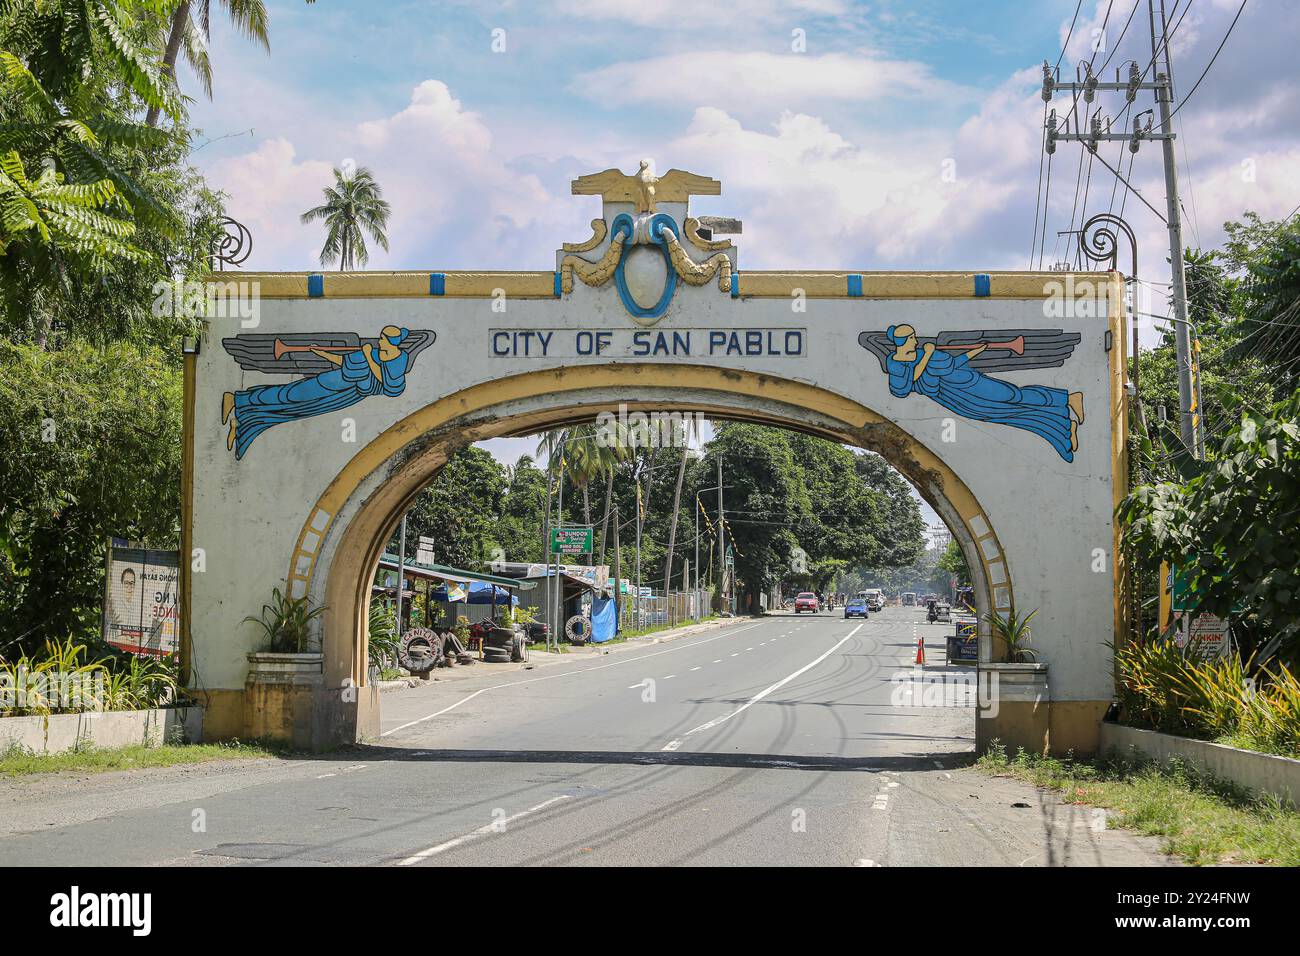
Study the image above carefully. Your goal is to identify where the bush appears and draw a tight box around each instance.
[0,637,180,716]
[1115,635,1300,756]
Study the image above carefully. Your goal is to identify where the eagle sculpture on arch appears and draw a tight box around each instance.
[571,160,721,213]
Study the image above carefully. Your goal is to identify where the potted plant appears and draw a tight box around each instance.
[983,606,1039,663]
[244,587,327,680]
[242,588,329,747]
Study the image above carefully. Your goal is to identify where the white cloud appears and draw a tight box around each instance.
[205,138,336,268]
[573,50,970,113]
[552,0,848,28]
[202,80,583,271]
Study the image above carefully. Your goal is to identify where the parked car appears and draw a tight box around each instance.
[794,592,820,613]
[843,598,869,619]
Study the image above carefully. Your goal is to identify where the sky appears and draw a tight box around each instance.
[184,0,1298,528]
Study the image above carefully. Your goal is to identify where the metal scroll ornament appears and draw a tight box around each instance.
[1078,213,1136,279]
[210,216,252,271]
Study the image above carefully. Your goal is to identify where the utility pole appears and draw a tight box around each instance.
[612,506,622,634]
[716,454,726,615]
[553,470,564,653]
[396,512,407,639]
[693,496,700,622]
[1042,0,1201,458]
[634,477,642,631]
[1148,0,1202,459]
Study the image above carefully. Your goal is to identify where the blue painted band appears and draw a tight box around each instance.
[429,272,446,296]
[731,271,740,298]
[307,274,324,298]
[553,271,562,297]
[847,274,863,297]
[974,273,991,297]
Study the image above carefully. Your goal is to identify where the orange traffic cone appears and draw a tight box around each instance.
[915,636,925,666]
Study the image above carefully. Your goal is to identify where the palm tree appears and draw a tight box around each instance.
[537,425,630,567]
[661,420,693,591]
[148,0,294,127]
[300,166,391,270]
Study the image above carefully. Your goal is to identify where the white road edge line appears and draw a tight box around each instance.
[660,623,864,752]
[381,621,766,737]
[395,795,572,865]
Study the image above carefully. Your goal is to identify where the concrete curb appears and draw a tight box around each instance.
[1100,722,1300,806]
[0,706,204,756]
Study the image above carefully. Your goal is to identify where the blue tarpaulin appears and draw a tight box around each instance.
[590,597,617,643]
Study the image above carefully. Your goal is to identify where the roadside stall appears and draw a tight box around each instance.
[491,562,613,648]
[373,555,534,669]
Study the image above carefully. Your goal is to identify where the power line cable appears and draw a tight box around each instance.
[1162,0,1248,126]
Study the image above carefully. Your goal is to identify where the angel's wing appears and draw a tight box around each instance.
[400,330,437,370]
[857,329,1081,373]
[222,330,437,375]
[223,332,362,374]
[655,169,722,202]
[571,168,638,203]
[935,329,1081,372]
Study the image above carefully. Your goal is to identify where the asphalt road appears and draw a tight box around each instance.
[0,608,1174,866]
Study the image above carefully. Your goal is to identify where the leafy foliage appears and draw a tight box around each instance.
[983,605,1038,663]
[366,599,399,672]
[1114,636,1300,757]
[244,587,325,654]
[1120,388,1300,658]
[301,165,390,270]
[0,341,183,652]
[936,538,970,584]
[0,636,179,716]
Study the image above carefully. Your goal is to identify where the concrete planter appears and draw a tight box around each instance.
[977,662,1050,755]
[245,651,324,682]
[1100,722,1300,807]
[244,651,323,749]
[0,706,203,756]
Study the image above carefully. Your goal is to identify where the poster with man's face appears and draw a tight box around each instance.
[103,545,179,656]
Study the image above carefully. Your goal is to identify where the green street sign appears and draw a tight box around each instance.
[1171,564,1245,614]
[550,527,593,555]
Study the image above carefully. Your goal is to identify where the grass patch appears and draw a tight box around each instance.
[1213,730,1300,759]
[617,614,719,641]
[977,742,1300,866]
[0,739,285,778]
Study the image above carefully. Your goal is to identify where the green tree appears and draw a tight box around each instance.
[0,2,213,343]
[149,0,312,127]
[0,341,183,652]
[699,424,924,608]
[936,539,969,585]
[392,446,508,571]
[300,165,390,270]
[1120,387,1300,664]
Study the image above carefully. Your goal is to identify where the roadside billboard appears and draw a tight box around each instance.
[102,540,179,656]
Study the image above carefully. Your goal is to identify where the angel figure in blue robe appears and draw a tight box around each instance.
[884,324,1085,462]
[222,325,415,460]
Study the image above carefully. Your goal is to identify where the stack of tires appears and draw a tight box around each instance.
[482,626,519,664]
[398,627,443,674]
